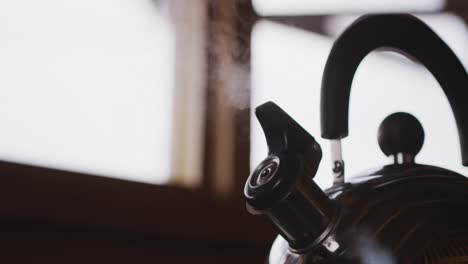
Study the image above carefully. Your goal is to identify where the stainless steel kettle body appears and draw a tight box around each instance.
[244,14,468,264]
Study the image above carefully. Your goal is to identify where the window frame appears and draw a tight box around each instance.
[0,0,273,249]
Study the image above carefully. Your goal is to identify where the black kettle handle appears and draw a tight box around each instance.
[320,14,468,166]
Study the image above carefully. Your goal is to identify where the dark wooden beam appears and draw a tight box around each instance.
[0,160,274,245]
[446,0,468,24]
[262,15,329,35]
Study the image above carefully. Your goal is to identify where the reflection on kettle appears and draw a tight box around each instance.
[245,14,468,264]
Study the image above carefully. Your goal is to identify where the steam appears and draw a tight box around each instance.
[218,60,250,110]
[208,0,252,111]
[166,0,252,112]
[352,232,396,264]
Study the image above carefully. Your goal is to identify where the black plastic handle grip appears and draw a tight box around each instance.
[320,14,468,166]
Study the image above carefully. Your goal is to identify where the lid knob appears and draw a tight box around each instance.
[378,112,425,163]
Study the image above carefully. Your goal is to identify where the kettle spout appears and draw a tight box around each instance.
[245,102,338,253]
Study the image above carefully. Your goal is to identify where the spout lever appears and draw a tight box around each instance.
[256,101,320,159]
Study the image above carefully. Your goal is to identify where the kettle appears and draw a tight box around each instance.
[244,14,468,264]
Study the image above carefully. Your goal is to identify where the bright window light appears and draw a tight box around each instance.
[251,18,468,188]
[253,0,445,15]
[0,0,175,184]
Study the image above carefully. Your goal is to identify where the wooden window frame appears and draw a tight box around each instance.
[0,0,274,251]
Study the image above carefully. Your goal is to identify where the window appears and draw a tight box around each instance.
[253,0,445,15]
[250,6,468,188]
[0,0,205,186]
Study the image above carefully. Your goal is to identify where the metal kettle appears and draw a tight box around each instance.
[244,14,468,264]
